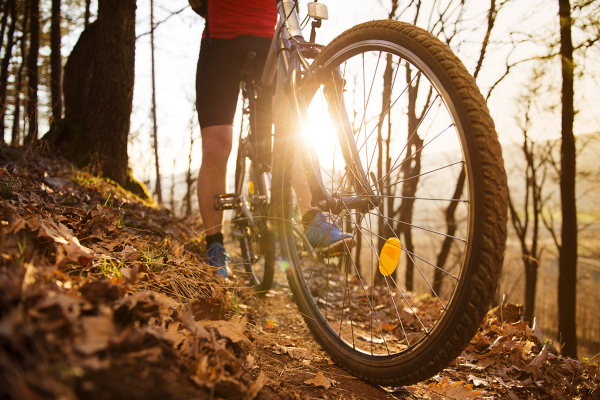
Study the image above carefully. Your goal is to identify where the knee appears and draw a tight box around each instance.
[201,125,233,163]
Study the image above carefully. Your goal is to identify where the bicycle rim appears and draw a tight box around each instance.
[273,20,507,385]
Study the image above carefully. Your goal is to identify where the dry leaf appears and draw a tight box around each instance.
[427,378,482,400]
[528,344,548,368]
[286,347,313,360]
[526,318,543,344]
[467,374,489,387]
[55,237,95,266]
[74,315,113,355]
[304,372,337,389]
[272,344,313,360]
[248,372,267,399]
[201,316,249,344]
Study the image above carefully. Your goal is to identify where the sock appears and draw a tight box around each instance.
[206,232,224,247]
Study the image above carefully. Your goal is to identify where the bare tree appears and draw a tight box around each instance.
[24,0,39,144]
[433,0,501,295]
[557,0,578,359]
[50,0,63,128]
[0,0,17,143]
[183,109,197,217]
[11,0,29,146]
[85,0,136,186]
[84,0,91,27]
[507,69,548,324]
[150,0,162,203]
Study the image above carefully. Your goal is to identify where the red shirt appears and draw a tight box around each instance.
[205,0,277,39]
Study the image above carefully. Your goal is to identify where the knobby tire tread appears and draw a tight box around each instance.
[274,20,507,386]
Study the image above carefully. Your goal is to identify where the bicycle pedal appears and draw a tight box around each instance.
[213,193,239,211]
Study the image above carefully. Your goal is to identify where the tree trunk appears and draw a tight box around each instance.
[11,1,28,146]
[43,21,97,164]
[524,256,539,324]
[397,74,424,292]
[86,0,136,187]
[377,53,393,252]
[24,0,39,144]
[84,0,91,27]
[0,1,8,53]
[433,168,465,294]
[184,121,195,217]
[0,0,17,143]
[50,0,63,127]
[150,0,162,203]
[558,0,578,359]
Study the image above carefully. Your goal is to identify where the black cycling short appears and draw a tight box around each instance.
[196,35,272,129]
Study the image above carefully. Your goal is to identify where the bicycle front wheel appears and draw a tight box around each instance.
[272,20,507,385]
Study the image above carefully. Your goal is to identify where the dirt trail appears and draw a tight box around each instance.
[1,145,598,400]
[241,279,403,399]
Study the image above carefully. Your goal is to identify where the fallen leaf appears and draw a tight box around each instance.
[286,347,313,360]
[272,344,313,360]
[248,372,267,399]
[526,318,543,344]
[304,372,337,389]
[426,378,482,400]
[467,374,489,387]
[55,236,95,266]
[44,176,71,189]
[528,343,548,368]
[273,343,287,355]
[201,316,249,344]
[357,334,385,344]
[74,315,113,355]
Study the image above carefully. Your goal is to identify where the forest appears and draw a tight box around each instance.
[0,0,599,398]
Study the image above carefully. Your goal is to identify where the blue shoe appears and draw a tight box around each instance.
[206,242,231,278]
[304,211,355,250]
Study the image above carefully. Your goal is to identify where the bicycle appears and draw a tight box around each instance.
[215,0,508,386]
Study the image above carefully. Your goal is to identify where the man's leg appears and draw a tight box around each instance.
[197,124,233,278]
[197,124,234,236]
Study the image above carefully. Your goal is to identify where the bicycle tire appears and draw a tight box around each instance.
[232,79,275,293]
[271,20,507,385]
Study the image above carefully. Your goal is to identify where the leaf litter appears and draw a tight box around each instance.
[1,145,599,400]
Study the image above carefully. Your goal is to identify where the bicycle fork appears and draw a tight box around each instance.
[285,59,380,216]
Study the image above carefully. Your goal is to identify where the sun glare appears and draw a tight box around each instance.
[302,102,341,168]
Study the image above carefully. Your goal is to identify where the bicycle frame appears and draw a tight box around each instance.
[259,0,377,214]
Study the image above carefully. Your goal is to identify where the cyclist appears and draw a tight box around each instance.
[191,0,352,278]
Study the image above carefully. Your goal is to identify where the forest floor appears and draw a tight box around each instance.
[1,144,598,400]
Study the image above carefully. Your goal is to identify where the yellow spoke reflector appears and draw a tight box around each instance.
[379,238,402,276]
[248,181,254,195]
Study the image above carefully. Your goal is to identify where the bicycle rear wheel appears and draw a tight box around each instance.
[272,20,507,385]
[232,83,274,293]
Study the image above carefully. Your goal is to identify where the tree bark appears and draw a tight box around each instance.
[558,0,578,359]
[50,0,63,126]
[150,0,162,203]
[84,0,91,27]
[11,0,28,146]
[43,21,97,164]
[0,1,8,53]
[86,0,136,187]
[25,0,39,144]
[397,70,424,292]
[0,0,17,143]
